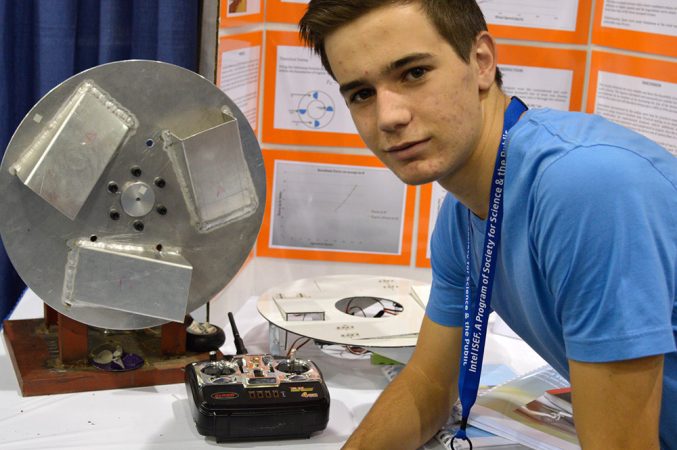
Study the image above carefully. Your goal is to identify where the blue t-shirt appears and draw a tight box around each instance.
[427,108,676,448]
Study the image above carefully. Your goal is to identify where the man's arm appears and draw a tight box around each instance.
[342,316,462,450]
[569,355,664,450]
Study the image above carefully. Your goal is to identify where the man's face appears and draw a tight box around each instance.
[324,3,485,186]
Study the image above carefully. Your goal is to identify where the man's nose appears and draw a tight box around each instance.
[376,90,412,132]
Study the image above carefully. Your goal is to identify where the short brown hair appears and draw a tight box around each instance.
[299,0,502,87]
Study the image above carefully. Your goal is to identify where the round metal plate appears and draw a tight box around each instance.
[0,61,265,329]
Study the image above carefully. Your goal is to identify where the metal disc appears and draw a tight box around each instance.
[0,60,265,329]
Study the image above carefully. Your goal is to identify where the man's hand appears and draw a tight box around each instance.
[342,317,462,450]
[569,355,663,450]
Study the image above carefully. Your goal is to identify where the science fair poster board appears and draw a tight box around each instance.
[592,0,677,58]
[416,45,586,268]
[264,0,593,41]
[266,0,309,24]
[587,51,677,156]
[257,150,416,265]
[480,0,592,44]
[262,31,364,148]
[216,31,263,133]
[220,0,263,27]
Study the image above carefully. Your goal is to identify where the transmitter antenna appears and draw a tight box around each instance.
[228,312,248,354]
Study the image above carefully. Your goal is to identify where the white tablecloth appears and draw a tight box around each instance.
[0,290,545,449]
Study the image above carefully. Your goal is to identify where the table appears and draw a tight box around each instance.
[0,290,545,449]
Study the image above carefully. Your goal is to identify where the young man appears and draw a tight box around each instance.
[300,1,676,449]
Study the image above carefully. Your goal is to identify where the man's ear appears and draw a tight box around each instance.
[474,31,498,92]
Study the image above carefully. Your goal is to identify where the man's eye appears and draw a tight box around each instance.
[350,88,374,103]
[405,67,428,81]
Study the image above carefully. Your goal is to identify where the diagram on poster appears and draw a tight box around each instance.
[295,90,335,130]
[601,0,676,37]
[269,160,407,254]
[594,71,677,155]
[500,65,573,110]
[273,45,357,135]
[218,39,261,130]
[225,0,261,16]
[220,0,262,26]
[479,0,580,31]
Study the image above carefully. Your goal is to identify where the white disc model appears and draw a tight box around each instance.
[257,274,430,348]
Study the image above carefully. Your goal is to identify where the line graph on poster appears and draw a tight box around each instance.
[269,160,407,254]
[256,275,431,348]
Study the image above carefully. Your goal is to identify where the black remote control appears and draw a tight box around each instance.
[185,313,330,442]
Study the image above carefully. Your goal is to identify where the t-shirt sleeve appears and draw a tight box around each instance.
[426,195,466,327]
[532,145,676,362]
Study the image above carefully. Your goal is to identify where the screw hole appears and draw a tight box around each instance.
[156,244,163,252]
[90,235,97,242]
[146,139,154,147]
[109,210,120,221]
[154,177,166,188]
[156,205,168,215]
[131,166,142,177]
[133,220,144,232]
[107,182,118,193]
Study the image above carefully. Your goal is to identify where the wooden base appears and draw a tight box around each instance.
[3,317,216,396]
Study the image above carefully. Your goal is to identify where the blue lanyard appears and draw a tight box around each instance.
[452,97,527,448]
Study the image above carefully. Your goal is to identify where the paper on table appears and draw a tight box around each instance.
[469,366,580,450]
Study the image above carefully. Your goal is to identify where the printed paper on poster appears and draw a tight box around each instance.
[225,0,261,16]
[273,45,357,135]
[217,33,263,132]
[500,65,574,111]
[269,160,406,254]
[601,0,677,37]
[589,53,677,156]
[479,0,580,31]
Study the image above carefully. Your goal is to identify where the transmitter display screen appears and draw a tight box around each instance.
[247,377,277,386]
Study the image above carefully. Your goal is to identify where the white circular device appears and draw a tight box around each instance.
[0,60,265,330]
[257,274,429,348]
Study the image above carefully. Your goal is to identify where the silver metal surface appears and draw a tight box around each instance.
[9,80,137,220]
[120,182,156,217]
[162,113,258,232]
[0,60,265,329]
[62,239,193,322]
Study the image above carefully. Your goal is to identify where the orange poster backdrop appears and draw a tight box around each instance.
[262,31,364,147]
[587,51,677,155]
[257,150,415,265]
[266,0,308,24]
[220,0,263,27]
[497,44,587,112]
[592,0,677,58]
[485,0,592,44]
[216,31,263,133]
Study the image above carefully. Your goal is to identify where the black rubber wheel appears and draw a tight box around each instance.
[186,322,226,353]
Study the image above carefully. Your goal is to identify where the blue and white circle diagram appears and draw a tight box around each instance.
[295,90,335,129]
